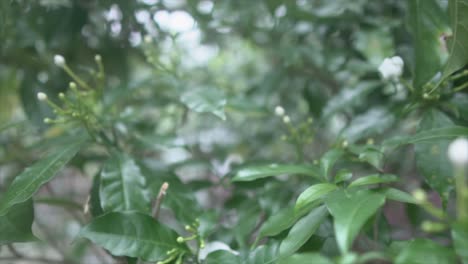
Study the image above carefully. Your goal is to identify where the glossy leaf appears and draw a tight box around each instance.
[205,250,240,264]
[295,183,337,213]
[0,135,87,215]
[395,239,457,264]
[90,173,104,217]
[180,88,227,120]
[408,0,448,89]
[79,211,183,261]
[414,110,454,199]
[452,223,468,264]
[278,206,328,258]
[334,169,353,184]
[348,174,398,188]
[259,207,297,238]
[0,200,36,244]
[278,253,333,264]
[100,153,151,213]
[325,190,385,253]
[320,149,344,181]
[443,0,468,77]
[384,126,468,147]
[245,244,279,264]
[231,164,321,182]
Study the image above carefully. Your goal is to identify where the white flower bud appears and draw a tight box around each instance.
[37,92,48,101]
[54,55,66,67]
[144,35,152,43]
[448,138,468,166]
[275,106,285,116]
[283,115,290,124]
[378,56,404,80]
[94,54,102,62]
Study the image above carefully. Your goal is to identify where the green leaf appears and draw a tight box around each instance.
[414,110,454,199]
[206,250,241,264]
[408,0,448,89]
[245,244,279,264]
[383,126,468,147]
[79,211,183,261]
[295,183,337,214]
[325,190,385,253]
[452,222,468,264]
[90,173,104,217]
[383,188,418,204]
[231,164,321,182]
[278,253,333,264]
[278,206,328,258]
[320,149,344,181]
[395,239,457,264]
[354,29,394,66]
[443,0,468,77]
[341,108,395,143]
[0,135,87,215]
[348,174,398,188]
[358,148,384,171]
[0,200,37,244]
[334,169,353,184]
[100,153,151,213]
[259,207,297,238]
[180,88,227,120]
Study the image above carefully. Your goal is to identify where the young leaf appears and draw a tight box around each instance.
[180,88,227,120]
[443,0,468,78]
[278,253,333,264]
[231,164,321,182]
[100,153,151,213]
[325,190,385,253]
[0,135,87,215]
[278,205,328,258]
[395,239,457,264]
[348,174,398,188]
[320,149,344,181]
[79,211,183,262]
[295,183,337,213]
[0,199,37,244]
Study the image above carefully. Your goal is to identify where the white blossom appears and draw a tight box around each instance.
[274,106,285,116]
[37,92,48,101]
[54,55,66,67]
[378,56,404,80]
[448,138,468,166]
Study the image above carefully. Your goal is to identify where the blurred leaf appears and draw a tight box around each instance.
[100,153,151,213]
[443,0,468,77]
[414,110,454,199]
[334,169,353,184]
[206,250,240,264]
[383,188,418,204]
[278,206,328,258]
[354,30,394,66]
[231,164,321,182]
[342,108,395,143]
[79,211,183,262]
[295,183,337,214]
[0,134,87,215]
[452,222,468,264]
[320,149,344,181]
[395,239,457,264]
[180,88,227,120]
[358,148,385,170]
[408,0,448,89]
[325,190,385,253]
[245,244,279,264]
[90,173,104,217]
[278,253,333,264]
[259,207,297,238]
[348,174,398,188]
[383,126,468,147]
[0,199,36,244]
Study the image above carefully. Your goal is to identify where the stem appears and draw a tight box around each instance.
[152,182,169,219]
[453,81,468,93]
[62,65,93,91]
[455,165,468,222]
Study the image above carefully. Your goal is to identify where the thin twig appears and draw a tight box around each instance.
[152,182,169,219]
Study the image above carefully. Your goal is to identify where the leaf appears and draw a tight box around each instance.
[383,126,468,147]
[358,148,384,171]
[258,207,297,238]
[90,173,104,217]
[408,0,448,89]
[0,200,36,244]
[341,108,395,143]
[180,88,227,120]
[320,149,344,181]
[79,211,183,261]
[383,188,418,204]
[334,170,353,184]
[278,253,333,264]
[99,153,151,213]
[278,206,328,258]
[452,222,468,264]
[295,183,337,214]
[0,135,87,215]
[395,238,457,264]
[353,29,394,66]
[348,174,398,188]
[206,250,240,264]
[245,244,279,264]
[443,0,468,78]
[414,110,454,199]
[325,190,385,253]
[231,164,321,182]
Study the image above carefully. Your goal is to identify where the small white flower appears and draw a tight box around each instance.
[94,54,102,62]
[448,138,468,166]
[275,106,285,116]
[378,56,404,80]
[283,115,290,124]
[54,55,66,67]
[37,92,48,101]
[144,35,152,43]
